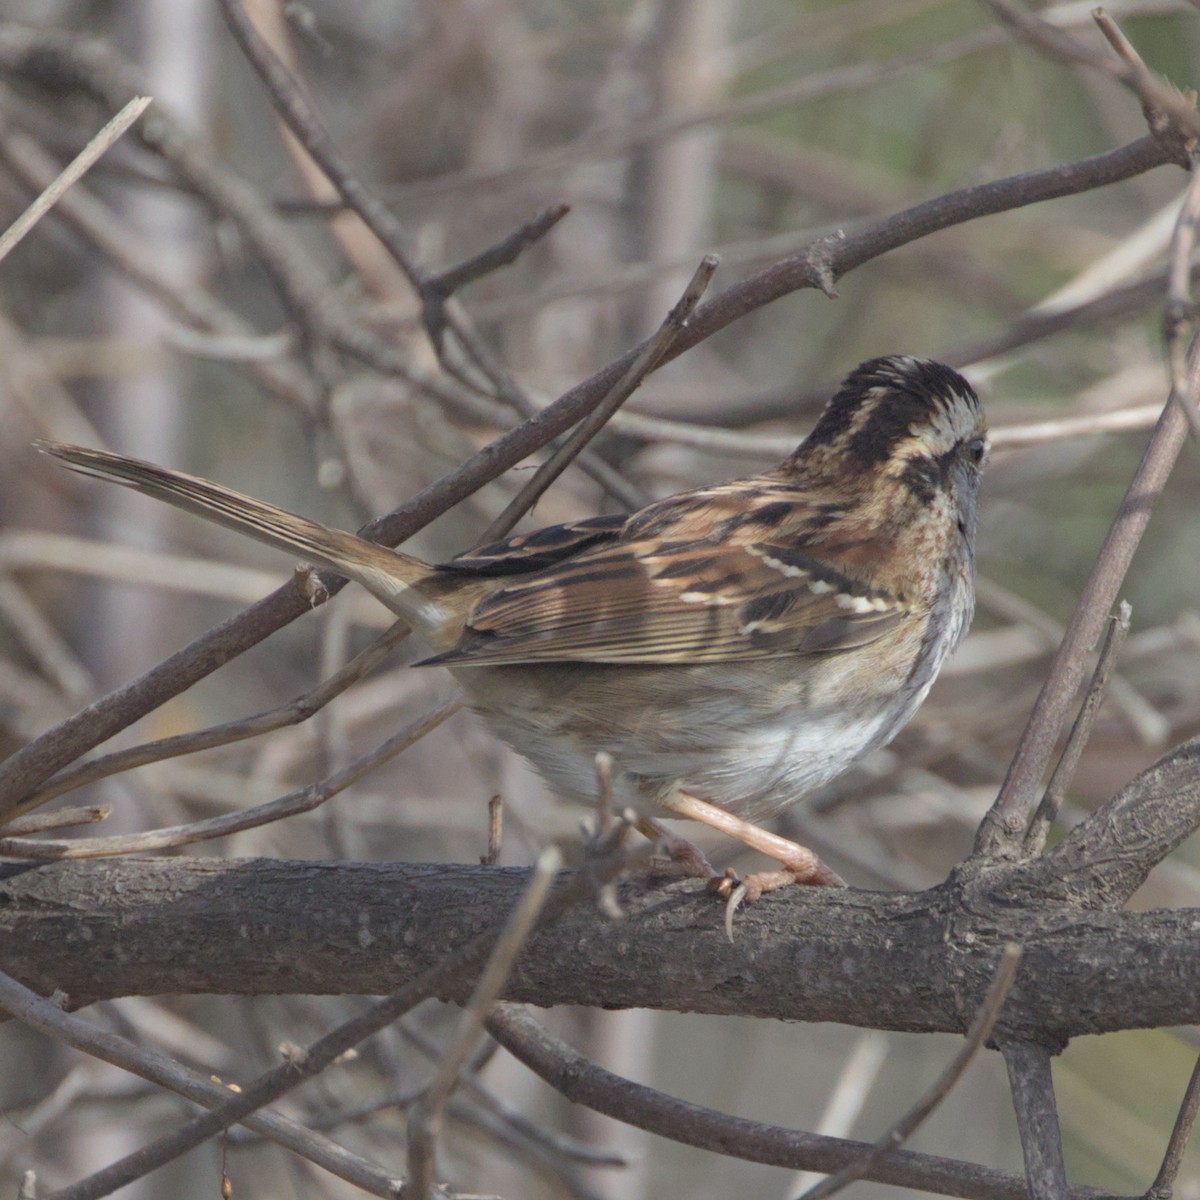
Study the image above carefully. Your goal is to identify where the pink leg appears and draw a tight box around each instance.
[660,791,845,938]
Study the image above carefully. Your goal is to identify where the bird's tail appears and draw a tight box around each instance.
[36,441,449,635]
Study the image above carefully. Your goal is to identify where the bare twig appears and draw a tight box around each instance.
[1164,154,1200,438]
[212,0,419,289]
[974,347,1199,857]
[0,124,318,411]
[0,804,109,836]
[1146,1053,1200,1200]
[0,701,459,860]
[1001,1040,1069,1200]
[0,969,409,1197]
[424,204,571,301]
[24,619,412,806]
[981,1,1200,147]
[794,945,1022,1200]
[1024,603,1133,855]
[487,999,1108,1200]
[408,847,562,1200]
[481,253,719,542]
[605,396,1169,461]
[0,95,150,265]
[213,0,536,423]
[481,795,503,866]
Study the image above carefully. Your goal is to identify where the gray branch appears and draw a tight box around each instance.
[1,856,1196,1043]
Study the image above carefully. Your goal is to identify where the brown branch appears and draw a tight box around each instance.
[974,346,1199,857]
[1024,603,1132,856]
[796,945,1022,1200]
[0,122,320,413]
[1010,735,1200,908]
[0,804,109,836]
[0,94,149,265]
[481,253,719,542]
[0,970,407,1197]
[1147,1053,1200,1200]
[0,701,459,860]
[214,0,525,412]
[486,1005,1111,1200]
[25,620,413,807]
[424,203,571,301]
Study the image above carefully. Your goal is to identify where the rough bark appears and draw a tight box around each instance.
[3,855,1196,1045]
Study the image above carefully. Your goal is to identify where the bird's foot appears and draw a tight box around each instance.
[708,854,846,941]
[631,815,720,882]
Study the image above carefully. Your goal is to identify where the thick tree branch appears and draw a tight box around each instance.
[1,856,1196,1044]
[1008,735,1200,907]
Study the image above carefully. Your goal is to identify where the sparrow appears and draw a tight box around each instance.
[37,355,987,924]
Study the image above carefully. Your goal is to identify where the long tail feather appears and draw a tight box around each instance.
[35,441,448,635]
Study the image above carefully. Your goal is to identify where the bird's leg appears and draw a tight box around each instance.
[660,791,845,938]
[630,814,722,882]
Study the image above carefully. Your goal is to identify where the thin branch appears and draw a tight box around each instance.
[1164,153,1200,438]
[0,94,150,265]
[0,804,109,836]
[0,125,320,412]
[974,345,1199,857]
[794,945,1022,1200]
[408,847,562,1199]
[981,0,1200,147]
[1146,1053,1200,1200]
[481,253,719,542]
[0,701,459,860]
[0,969,408,1197]
[1024,602,1133,855]
[25,619,413,806]
[424,204,571,300]
[487,1003,1111,1200]
[1001,1040,1069,1200]
[213,0,530,419]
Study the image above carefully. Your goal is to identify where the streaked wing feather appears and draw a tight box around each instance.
[442,513,629,575]
[419,490,909,666]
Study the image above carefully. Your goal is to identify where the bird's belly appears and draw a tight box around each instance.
[459,657,917,824]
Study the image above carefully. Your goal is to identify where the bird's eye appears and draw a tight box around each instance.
[967,438,989,465]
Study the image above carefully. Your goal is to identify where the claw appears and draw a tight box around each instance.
[723,882,748,941]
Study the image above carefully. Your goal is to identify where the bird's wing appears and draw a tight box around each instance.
[420,485,908,666]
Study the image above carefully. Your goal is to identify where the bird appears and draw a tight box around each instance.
[37,355,987,927]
